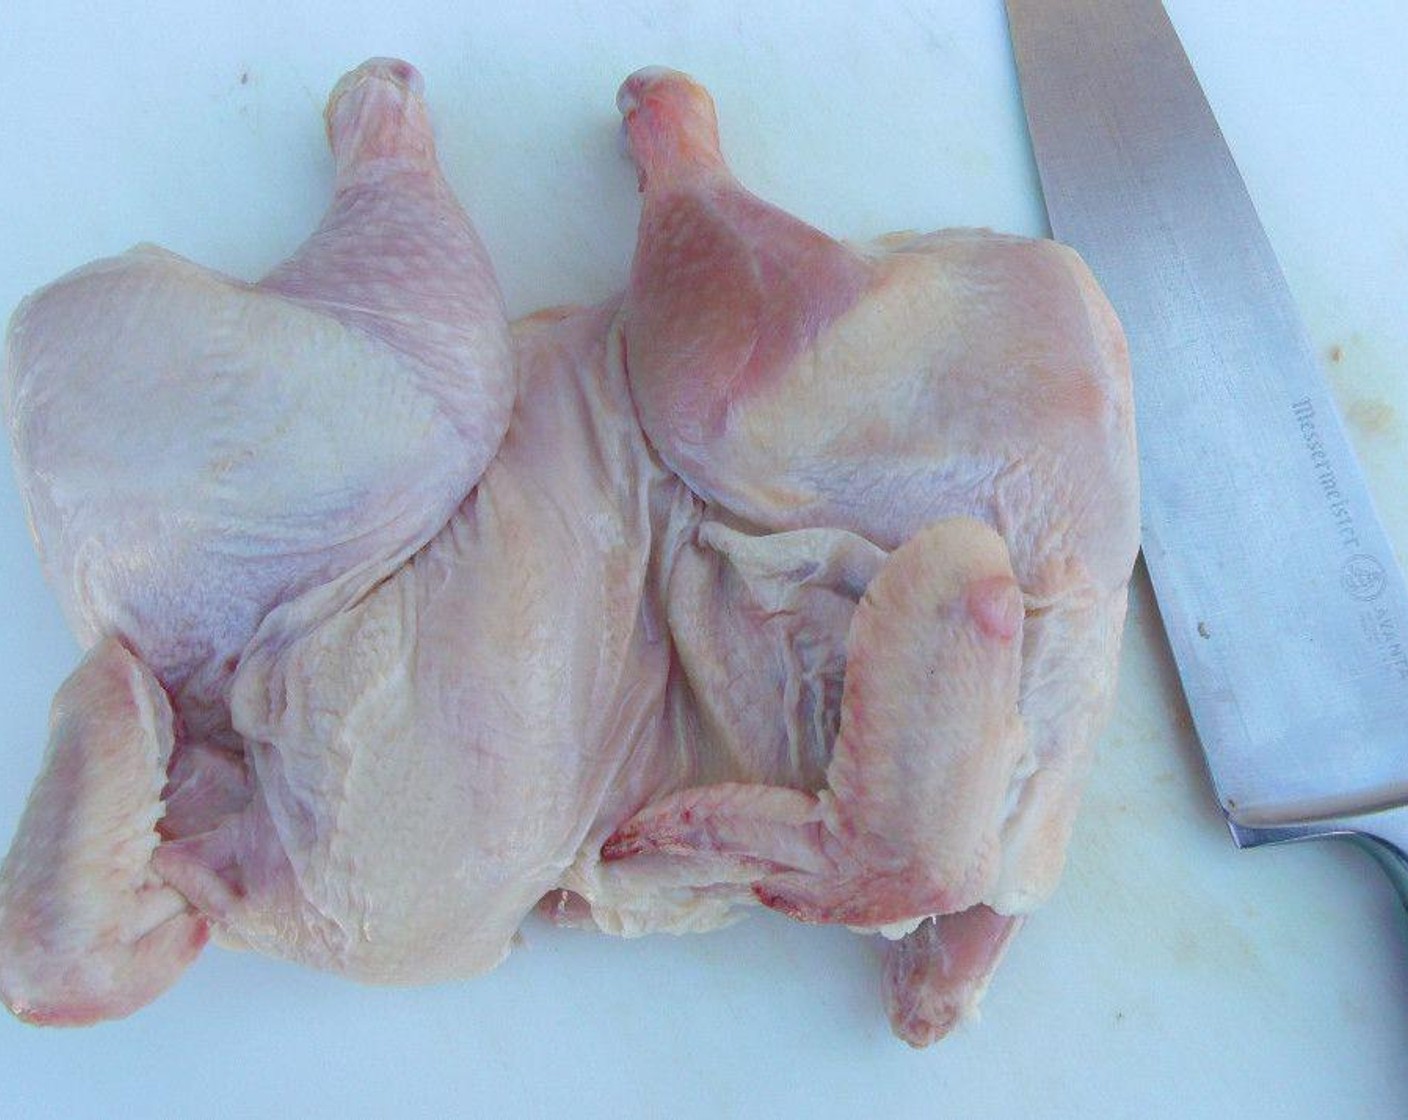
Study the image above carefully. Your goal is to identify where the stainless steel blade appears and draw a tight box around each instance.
[1005,0,1408,831]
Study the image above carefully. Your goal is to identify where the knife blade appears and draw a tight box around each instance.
[1004,0,1408,898]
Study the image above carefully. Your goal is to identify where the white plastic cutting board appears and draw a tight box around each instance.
[1,3,1406,1117]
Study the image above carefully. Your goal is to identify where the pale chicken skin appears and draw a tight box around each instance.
[155,298,675,984]
[0,61,1137,1047]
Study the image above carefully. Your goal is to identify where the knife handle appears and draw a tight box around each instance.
[1231,807,1408,910]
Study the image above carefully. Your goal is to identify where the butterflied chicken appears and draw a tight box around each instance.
[0,60,1137,1046]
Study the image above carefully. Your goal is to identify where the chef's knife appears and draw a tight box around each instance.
[1004,0,1408,901]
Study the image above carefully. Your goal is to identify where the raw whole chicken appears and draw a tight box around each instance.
[0,59,1137,1046]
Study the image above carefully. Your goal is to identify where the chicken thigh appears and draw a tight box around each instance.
[604,67,1138,1042]
[6,59,512,717]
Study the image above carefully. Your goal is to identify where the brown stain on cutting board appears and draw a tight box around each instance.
[1324,335,1402,441]
[1344,396,1398,438]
